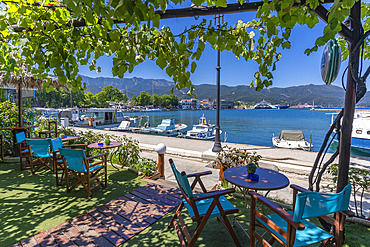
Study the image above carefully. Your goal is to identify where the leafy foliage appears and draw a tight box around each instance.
[1,0,360,94]
[213,145,262,171]
[0,101,40,156]
[328,163,370,218]
[58,127,157,175]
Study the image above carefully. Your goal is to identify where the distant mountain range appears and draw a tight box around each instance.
[80,74,370,107]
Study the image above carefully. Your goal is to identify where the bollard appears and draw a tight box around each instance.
[155,143,166,179]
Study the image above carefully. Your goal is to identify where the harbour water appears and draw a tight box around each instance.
[123,108,335,152]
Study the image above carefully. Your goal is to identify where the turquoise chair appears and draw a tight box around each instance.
[248,184,352,247]
[15,131,31,171]
[59,148,108,197]
[51,137,88,186]
[25,138,53,174]
[168,158,241,247]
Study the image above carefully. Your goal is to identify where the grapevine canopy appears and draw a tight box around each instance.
[0,0,366,95]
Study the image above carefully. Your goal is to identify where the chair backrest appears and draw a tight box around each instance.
[169,159,193,198]
[51,137,63,152]
[293,184,351,223]
[26,138,52,157]
[59,148,87,173]
[16,132,26,143]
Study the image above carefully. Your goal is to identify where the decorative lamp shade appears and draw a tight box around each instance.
[321,39,341,85]
[155,143,166,154]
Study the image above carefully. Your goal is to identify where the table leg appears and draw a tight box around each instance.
[231,186,271,239]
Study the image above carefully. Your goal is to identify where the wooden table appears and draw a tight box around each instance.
[223,166,290,238]
[59,136,80,142]
[0,125,38,157]
[87,142,122,169]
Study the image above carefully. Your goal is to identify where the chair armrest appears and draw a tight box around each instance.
[341,210,355,217]
[86,152,109,160]
[192,188,235,201]
[290,184,311,193]
[187,170,212,178]
[248,191,306,230]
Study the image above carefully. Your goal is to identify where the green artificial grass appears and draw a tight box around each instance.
[122,196,370,247]
[0,161,147,247]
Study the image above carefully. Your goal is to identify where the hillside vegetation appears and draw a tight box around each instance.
[80,75,370,107]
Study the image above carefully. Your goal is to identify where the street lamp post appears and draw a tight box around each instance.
[212,14,224,153]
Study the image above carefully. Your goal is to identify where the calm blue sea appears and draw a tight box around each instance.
[124,109,336,152]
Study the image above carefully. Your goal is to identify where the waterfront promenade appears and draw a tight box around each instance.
[71,126,370,217]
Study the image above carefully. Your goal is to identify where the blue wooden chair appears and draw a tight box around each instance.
[59,148,108,197]
[51,137,88,186]
[168,158,241,247]
[248,184,352,247]
[26,138,53,174]
[15,131,31,171]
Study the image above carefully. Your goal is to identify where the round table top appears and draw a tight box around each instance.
[223,166,290,191]
[59,136,80,141]
[88,141,122,149]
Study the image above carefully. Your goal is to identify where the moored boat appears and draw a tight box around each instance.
[152,118,187,136]
[272,130,313,151]
[186,114,218,140]
[332,111,370,154]
[254,100,276,109]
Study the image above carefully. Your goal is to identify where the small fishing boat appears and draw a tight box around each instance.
[186,115,218,140]
[272,130,313,151]
[153,118,187,136]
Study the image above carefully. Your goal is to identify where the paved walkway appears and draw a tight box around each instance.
[9,183,181,247]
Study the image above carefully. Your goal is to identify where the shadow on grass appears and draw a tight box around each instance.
[0,162,146,246]
[120,196,370,247]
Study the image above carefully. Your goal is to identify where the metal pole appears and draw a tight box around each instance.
[70,90,73,108]
[212,14,223,153]
[337,1,361,192]
[18,84,22,127]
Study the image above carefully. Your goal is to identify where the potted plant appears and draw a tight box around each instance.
[104,138,111,145]
[246,162,258,174]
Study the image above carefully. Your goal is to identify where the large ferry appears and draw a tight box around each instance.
[254,100,289,109]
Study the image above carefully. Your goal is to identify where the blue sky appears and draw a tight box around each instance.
[78,3,365,90]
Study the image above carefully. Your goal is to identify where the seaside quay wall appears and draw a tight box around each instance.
[70,127,370,182]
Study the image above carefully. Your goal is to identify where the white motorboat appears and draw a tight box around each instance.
[111,116,141,132]
[186,115,218,140]
[272,130,313,151]
[153,118,187,136]
[332,111,370,154]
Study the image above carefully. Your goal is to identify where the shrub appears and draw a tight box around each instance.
[328,163,370,218]
[213,145,262,171]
